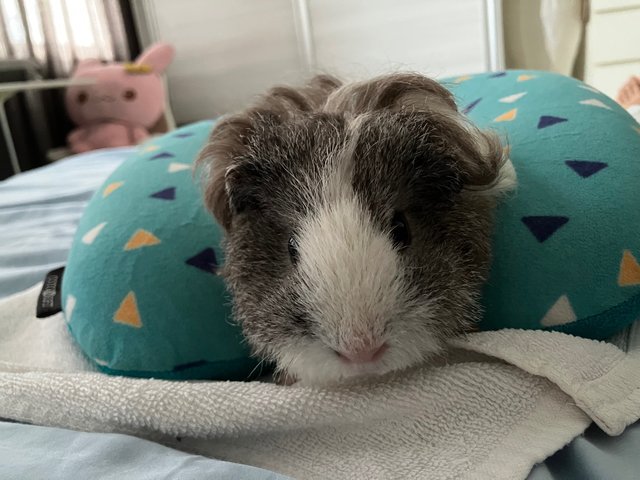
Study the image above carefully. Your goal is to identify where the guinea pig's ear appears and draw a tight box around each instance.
[257,74,342,119]
[223,161,265,216]
[456,124,516,198]
[196,113,257,230]
[324,73,458,114]
[197,75,343,230]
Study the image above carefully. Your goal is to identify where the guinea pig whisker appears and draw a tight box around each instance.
[247,358,266,379]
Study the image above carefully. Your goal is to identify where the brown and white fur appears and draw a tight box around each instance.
[197,73,515,385]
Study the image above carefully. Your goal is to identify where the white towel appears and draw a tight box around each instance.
[540,0,584,76]
[1,283,639,480]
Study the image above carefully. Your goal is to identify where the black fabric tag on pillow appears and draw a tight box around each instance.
[36,267,65,318]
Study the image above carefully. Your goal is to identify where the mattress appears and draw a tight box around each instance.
[0,146,637,479]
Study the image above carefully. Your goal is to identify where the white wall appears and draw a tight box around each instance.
[135,0,495,124]
[309,0,488,79]
[585,0,640,98]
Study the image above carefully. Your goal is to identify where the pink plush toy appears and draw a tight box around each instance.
[65,43,175,154]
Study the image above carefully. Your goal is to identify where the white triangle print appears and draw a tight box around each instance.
[579,98,612,110]
[499,92,527,103]
[540,295,577,327]
[578,85,600,93]
[94,357,109,367]
[168,162,191,173]
[65,295,76,323]
[82,222,107,245]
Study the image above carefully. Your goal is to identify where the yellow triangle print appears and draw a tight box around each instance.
[633,125,640,135]
[141,144,159,153]
[494,108,517,122]
[517,74,536,82]
[124,229,161,251]
[454,75,472,84]
[103,181,124,198]
[114,291,142,328]
[618,250,640,286]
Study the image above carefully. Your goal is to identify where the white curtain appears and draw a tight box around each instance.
[540,0,587,76]
[0,0,128,76]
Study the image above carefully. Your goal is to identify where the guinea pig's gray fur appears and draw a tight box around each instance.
[197,73,516,385]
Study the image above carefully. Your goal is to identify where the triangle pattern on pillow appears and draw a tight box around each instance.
[619,250,640,287]
[538,116,567,129]
[521,216,569,242]
[565,160,607,178]
[150,187,176,200]
[114,291,142,328]
[540,295,577,327]
[124,229,161,251]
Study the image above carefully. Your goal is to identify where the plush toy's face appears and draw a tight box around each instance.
[66,66,164,128]
[65,43,174,129]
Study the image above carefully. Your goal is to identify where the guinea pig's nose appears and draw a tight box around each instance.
[336,343,388,364]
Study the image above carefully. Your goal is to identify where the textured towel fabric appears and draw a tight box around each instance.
[0,284,639,480]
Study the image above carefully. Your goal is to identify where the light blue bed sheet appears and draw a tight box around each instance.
[0,147,638,480]
[0,421,288,480]
[0,148,290,480]
[0,147,133,298]
[529,422,640,480]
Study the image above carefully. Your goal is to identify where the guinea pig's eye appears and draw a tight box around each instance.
[390,211,411,249]
[77,91,88,104]
[288,236,299,264]
[123,89,136,101]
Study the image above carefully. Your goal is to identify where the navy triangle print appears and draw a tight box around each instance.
[565,160,607,178]
[463,98,482,114]
[150,187,176,200]
[149,152,175,160]
[521,216,569,242]
[537,116,567,129]
[174,132,194,138]
[186,248,218,274]
[489,72,507,78]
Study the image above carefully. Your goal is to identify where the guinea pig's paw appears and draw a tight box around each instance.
[274,371,298,386]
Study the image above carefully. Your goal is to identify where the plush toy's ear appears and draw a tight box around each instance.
[73,59,102,74]
[323,73,458,115]
[135,43,175,73]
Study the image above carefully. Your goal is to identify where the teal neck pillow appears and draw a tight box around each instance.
[442,70,640,338]
[62,120,261,380]
[62,70,640,381]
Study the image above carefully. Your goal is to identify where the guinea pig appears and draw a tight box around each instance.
[197,73,516,385]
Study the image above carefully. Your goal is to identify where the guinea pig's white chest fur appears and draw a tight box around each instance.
[284,157,441,384]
